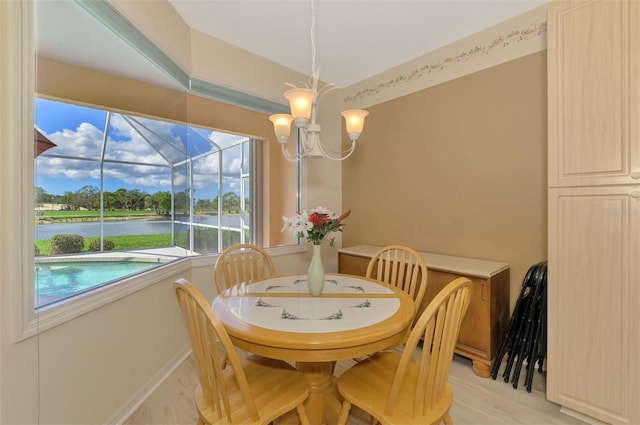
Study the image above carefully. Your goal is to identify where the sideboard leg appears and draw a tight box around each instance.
[472,359,491,377]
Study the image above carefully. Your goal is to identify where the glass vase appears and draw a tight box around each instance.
[307,244,325,296]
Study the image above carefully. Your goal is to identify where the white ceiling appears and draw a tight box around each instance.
[168,0,550,87]
[36,0,185,90]
[36,0,549,93]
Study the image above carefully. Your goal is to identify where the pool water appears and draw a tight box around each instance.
[35,260,162,297]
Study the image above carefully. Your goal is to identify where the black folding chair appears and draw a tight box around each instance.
[491,261,547,393]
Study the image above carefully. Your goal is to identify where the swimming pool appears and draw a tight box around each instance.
[35,259,166,301]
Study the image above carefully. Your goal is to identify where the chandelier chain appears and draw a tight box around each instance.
[310,0,317,75]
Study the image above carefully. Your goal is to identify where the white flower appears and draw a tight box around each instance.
[281,206,351,247]
[311,206,340,220]
[280,215,294,233]
[295,213,313,236]
[311,206,332,216]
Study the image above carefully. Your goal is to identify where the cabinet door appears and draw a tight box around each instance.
[419,271,488,356]
[547,186,640,424]
[548,0,640,187]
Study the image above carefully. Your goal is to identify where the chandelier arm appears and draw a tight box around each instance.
[308,84,337,117]
[284,82,312,90]
[281,144,306,162]
[317,84,338,99]
[315,139,357,161]
[280,127,314,162]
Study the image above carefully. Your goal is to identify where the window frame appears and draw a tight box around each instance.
[9,0,304,342]
[34,97,265,309]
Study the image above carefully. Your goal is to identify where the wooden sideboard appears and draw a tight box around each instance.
[338,244,510,377]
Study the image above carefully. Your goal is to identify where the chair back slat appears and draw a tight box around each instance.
[366,245,428,320]
[385,277,472,418]
[174,279,261,422]
[215,244,276,293]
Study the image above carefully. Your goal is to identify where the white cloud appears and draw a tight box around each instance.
[47,122,103,158]
[36,114,247,196]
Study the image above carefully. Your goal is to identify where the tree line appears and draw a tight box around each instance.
[34,185,245,215]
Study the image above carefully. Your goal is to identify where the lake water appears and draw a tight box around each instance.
[35,216,244,240]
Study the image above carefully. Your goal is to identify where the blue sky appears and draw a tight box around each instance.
[35,98,247,201]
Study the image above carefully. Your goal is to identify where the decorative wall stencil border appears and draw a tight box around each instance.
[344,20,547,104]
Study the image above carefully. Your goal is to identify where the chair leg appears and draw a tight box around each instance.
[296,403,311,425]
[443,413,454,425]
[337,400,352,425]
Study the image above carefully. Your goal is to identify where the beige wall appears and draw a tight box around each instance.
[37,266,194,423]
[343,51,548,308]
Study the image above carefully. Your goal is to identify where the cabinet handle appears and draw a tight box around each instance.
[632,171,640,179]
[631,191,640,199]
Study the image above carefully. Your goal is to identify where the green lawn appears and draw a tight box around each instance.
[36,209,162,220]
[35,234,172,256]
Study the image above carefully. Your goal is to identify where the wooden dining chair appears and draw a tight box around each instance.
[346,245,429,366]
[174,279,310,425]
[336,277,473,425]
[214,243,276,294]
[365,245,428,323]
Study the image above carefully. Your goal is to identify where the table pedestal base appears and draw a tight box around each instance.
[296,361,340,425]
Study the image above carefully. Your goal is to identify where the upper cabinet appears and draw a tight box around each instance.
[548,0,640,188]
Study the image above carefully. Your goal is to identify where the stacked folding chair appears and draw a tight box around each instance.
[490,261,547,392]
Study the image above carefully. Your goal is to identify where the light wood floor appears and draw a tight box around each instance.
[124,350,586,425]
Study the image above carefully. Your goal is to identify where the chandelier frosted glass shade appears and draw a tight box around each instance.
[269,114,293,143]
[284,88,315,122]
[341,109,369,141]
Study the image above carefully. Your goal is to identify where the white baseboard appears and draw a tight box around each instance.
[559,406,607,425]
[108,345,192,425]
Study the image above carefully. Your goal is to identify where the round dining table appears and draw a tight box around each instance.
[212,273,415,425]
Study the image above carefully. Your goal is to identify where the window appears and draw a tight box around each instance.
[25,0,301,338]
[34,98,261,307]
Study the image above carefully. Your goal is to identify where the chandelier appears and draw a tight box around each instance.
[269,0,368,161]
